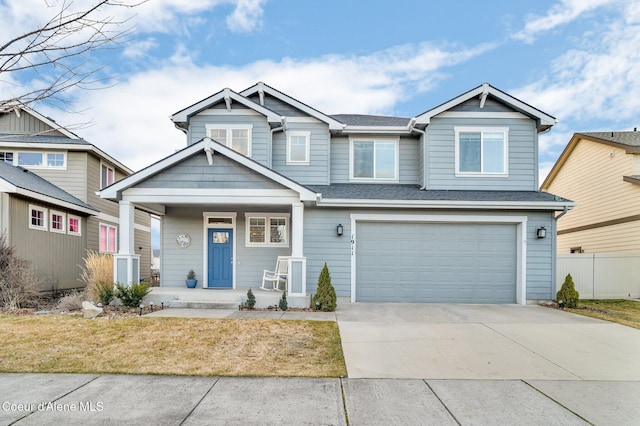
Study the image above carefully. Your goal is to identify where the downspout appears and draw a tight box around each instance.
[269,116,287,169]
[408,118,427,190]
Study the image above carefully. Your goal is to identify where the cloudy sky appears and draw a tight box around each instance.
[1,0,639,183]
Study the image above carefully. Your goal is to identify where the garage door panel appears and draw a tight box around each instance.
[356,222,517,303]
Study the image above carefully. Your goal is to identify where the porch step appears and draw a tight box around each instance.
[169,300,239,310]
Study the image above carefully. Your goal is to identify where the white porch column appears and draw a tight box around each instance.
[289,202,306,296]
[291,202,304,257]
[113,200,140,286]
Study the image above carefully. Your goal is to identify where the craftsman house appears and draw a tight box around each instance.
[0,104,151,291]
[101,82,573,304]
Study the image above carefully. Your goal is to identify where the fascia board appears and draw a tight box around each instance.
[342,126,411,134]
[317,198,576,210]
[240,83,344,130]
[171,89,281,123]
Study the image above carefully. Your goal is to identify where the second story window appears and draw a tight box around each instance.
[0,152,13,163]
[287,131,310,165]
[18,152,43,167]
[455,127,509,176]
[206,124,253,157]
[350,138,399,181]
[101,163,115,188]
[15,152,66,168]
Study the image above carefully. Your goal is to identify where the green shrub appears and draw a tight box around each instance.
[313,263,337,312]
[95,280,115,306]
[245,288,256,310]
[187,269,196,280]
[556,273,580,308]
[115,281,151,308]
[279,292,288,311]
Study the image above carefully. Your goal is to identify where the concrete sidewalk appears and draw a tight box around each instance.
[1,374,638,425]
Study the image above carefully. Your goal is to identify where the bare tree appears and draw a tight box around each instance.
[0,0,144,110]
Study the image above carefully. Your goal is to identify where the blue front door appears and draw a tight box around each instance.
[208,228,233,288]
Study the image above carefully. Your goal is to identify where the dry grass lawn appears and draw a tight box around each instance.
[0,315,346,377]
[566,300,640,330]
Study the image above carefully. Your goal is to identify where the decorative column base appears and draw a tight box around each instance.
[114,254,141,287]
[287,257,307,296]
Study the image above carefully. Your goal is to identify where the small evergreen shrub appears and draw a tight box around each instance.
[187,270,196,280]
[556,273,580,308]
[279,292,288,311]
[114,282,151,308]
[245,288,256,310]
[313,262,337,312]
[95,280,115,306]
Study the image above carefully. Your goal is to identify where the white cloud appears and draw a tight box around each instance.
[122,39,158,58]
[514,0,620,43]
[38,41,491,171]
[226,0,266,33]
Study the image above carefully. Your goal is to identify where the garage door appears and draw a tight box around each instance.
[356,222,517,303]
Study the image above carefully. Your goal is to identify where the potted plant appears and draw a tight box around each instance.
[186,270,197,288]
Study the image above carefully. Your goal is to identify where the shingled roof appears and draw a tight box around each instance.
[329,114,411,127]
[577,131,640,148]
[0,162,97,213]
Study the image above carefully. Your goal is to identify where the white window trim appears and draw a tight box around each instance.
[50,210,66,234]
[28,205,48,231]
[244,213,290,247]
[68,214,82,236]
[15,151,66,169]
[349,137,400,182]
[454,126,509,177]
[206,124,253,157]
[0,151,14,164]
[286,131,310,165]
[99,222,118,253]
[100,162,115,189]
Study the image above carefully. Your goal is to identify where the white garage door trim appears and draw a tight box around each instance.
[350,214,528,305]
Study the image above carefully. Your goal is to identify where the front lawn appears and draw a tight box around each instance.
[565,299,640,330]
[0,315,346,377]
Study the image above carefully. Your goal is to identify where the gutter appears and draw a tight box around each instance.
[317,198,577,210]
[408,118,427,189]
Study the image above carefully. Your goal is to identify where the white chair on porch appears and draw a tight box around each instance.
[261,256,289,291]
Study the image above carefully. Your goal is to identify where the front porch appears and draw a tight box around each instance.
[145,287,312,309]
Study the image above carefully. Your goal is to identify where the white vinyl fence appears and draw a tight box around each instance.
[557,253,640,299]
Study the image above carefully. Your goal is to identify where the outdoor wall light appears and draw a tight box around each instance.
[336,224,344,237]
[537,226,547,239]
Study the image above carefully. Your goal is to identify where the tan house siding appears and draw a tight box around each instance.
[0,111,65,136]
[9,196,87,292]
[546,138,640,253]
[24,150,88,202]
[86,154,120,217]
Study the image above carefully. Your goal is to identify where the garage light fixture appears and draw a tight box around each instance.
[537,226,547,239]
[336,224,344,237]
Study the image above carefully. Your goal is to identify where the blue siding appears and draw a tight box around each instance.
[272,122,331,185]
[426,117,537,191]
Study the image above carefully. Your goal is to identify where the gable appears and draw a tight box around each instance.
[0,110,67,137]
[135,151,287,190]
[448,96,517,113]
[247,93,309,117]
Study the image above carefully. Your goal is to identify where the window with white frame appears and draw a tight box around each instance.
[455,127,508,176]
[16,152,66,168]
[0,152,13,163]
[18,152,43,167]
[28,205,47,231]
[46,153,65,168]
[101,163,115,189]
[50,210,66,233]
[245,214,289,246]
[206,124,252,156]
[99,223,117,253]
[350,138,398,181]
[286,131,310,164]
[68,215,81,236]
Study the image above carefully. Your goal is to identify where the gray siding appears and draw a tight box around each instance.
[330,136,421,184]
[9,196,87,292]
[248,94,308,117]
[303,208,555,300]
[426,117,537,191]
[161,206,290,288]
[0,111,66,136]
[187,113,270,166]
[450,96,515,113]
[137,152,285,190]
[272,122,331,185]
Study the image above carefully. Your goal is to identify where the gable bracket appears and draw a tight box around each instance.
[224,88,232,111]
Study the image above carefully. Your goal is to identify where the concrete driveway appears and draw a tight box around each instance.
[336,303,640,380]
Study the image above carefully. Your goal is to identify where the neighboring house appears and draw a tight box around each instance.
[541,131,640,254]
[101,82,573,304]
[0,103,151,291]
